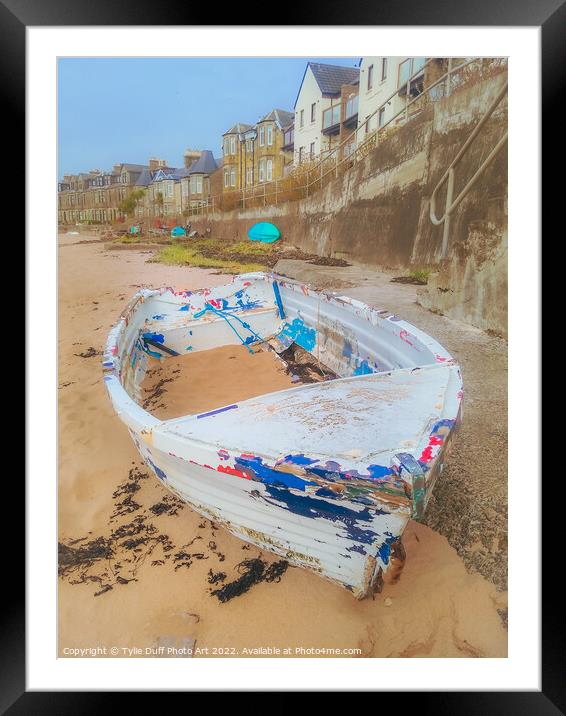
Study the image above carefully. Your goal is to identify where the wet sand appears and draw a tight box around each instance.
[58,231,507,658]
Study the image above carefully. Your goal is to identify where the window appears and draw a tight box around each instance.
[182,181,189,197]
[367,64,374,90]
[381,58,388,81]
[247,167,254,186]
[310,103,316,123]
[345,94,358,119]
[230,136,236,154]
[378,107,386,128]
[284,127,294,146]
[259,126,265,146]
[267,125,273,146]
[224,169,230,188]
[190,175,203,194]
[310,142,315,159]
[246,139,253,153]
[398,57,425,88]
[230,167,236,187]
[259,159,265,183]
[298,147,304,162]
[300,109,304,128]
[266,159,273,182]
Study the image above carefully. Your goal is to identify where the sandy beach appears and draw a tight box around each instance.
[58,231,507,658]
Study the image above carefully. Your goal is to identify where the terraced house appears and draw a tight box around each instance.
[58,163,149,224]
[58,151,219,224]
[221,109,294,193]
[293,62,360,164]
[136,150,219,218]
[357,56,427,136]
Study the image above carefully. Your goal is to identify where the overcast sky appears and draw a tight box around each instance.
[57,57,358,177]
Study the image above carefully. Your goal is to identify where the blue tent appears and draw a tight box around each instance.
[171,226,187,238]
[247,221,281,243]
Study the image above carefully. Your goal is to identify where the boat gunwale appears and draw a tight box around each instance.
[103,272,462,469]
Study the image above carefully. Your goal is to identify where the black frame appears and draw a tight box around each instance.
[8,0,556,707]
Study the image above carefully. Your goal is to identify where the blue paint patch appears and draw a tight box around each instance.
[353,359,375,376]
[378,541,391,564]
[262,485,378,545]
[431,418,455,433]
[197,404,238,419]
[304,460,342,480]
[147,457,167,481]
[185,346,193,351]
[142,332,164,344]
[377,535,397,565]
[272,281,285,319]
[152,314,166,320]
[179,305,190,311]
[342,340,353,358]
[367,464,395,479]
[347,544,367,555]
[280,318,316,352]
[236,455,317,491]
[280,454,320,466]
[315,487,339,498]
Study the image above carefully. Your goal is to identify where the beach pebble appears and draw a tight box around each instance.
[384,597,393,607]
[290,374,300,383]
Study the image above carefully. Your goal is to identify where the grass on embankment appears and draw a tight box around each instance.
[150,239,278,274]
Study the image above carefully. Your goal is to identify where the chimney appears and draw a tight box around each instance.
[184,148,201,168]
[149,157,166,172]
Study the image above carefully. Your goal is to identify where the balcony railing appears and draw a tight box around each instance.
[282,129,294,151]
[398,57,426,94]
[322,104,341,134]
[343,94,359,129]
[345,95,359,120]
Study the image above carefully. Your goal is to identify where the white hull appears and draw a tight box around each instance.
[104,272,462,597]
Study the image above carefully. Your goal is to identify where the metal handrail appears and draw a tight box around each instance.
[430,80,508,258]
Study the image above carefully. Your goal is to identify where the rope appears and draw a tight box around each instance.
[193,302,268,353]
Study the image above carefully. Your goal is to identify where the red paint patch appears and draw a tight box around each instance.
[217,465,249,479]
[419,435,444,462]
[399,329,414,347]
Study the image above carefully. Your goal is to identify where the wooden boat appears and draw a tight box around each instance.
[103,272,462,598]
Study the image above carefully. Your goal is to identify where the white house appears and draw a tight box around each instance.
[293,62,359,165]
[357,57,427,136]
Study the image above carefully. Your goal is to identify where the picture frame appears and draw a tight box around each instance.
[8,0,554,705]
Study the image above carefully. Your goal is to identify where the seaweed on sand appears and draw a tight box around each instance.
[280,344,337,384]
[210,558,289,603]
[58,537,113,578]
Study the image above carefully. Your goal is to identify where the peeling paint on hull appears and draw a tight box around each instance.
[104,272,463,598]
